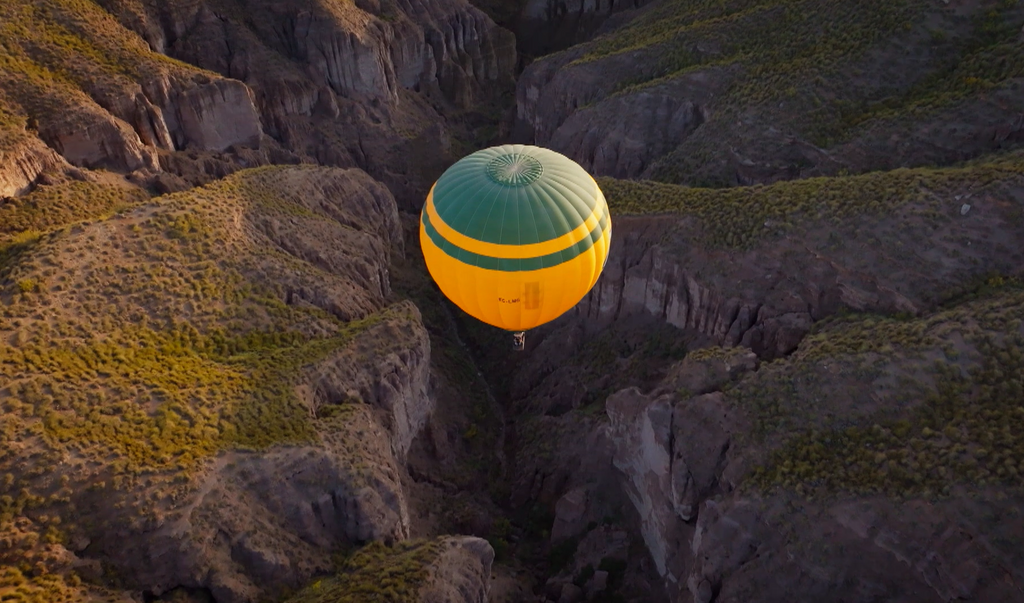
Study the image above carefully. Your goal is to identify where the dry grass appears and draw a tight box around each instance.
[0,179,149,244]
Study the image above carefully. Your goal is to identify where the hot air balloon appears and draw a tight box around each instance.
[419,144,612,350]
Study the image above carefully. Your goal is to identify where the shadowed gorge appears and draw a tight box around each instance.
[1,0,1024,602]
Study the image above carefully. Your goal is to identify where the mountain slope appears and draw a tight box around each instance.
[0,165,457,602]
[514,0,1024,186]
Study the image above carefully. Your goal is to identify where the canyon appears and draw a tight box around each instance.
[1,0,1023,602]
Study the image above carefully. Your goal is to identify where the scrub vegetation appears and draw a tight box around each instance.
[559,0,1024,184]
[598,149,1024,248]
[285,539,444,603]
[739,278,1024,499]
[0,165,399,599]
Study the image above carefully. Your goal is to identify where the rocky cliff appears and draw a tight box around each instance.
[95,307,434,603]
[573,154,1024,359]
[1,0,517,209]
[516,0,655,56]
[1,0,266,170]
[0,135,69,198]
[597,282,1024,602]
[100,0,517,206]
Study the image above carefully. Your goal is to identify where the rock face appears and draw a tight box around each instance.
[574,173,1024,358]
[395,0,518,107]
[603,388,745,596]
[0,136,69,197]
[604,389,684,584]
[3,0,516,212]
[0,0,266,177]
[138,0,516,207]
[598,346,1024,603]
[158,78,264,152]
[245,166,403,319]
[88,72,264,157]
[102,309,433,603]
[149,0,515,108]
[0,164,492,603]
[418,536,496,603]
[38,112,155,173]
[547,75,715,178]
[487,152,1024,602]
[517,0,654,56]
[309,304,433,461]
[514,57,732,177]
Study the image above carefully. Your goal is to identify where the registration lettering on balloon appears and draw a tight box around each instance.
[498,297,521,304]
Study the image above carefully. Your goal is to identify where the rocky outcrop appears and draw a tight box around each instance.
[0,165,456,603]
[151,0,516,110]
[680,490,1024,603]
[512,35,736,178]
[156,77,264,152]
[547,75,715,177]
[574,220,891,359]
[247,166,403,320]
[514,48,640,151]
[603,387,746,597]
[604,389,685,585]
[5,0,515,208]
[85,71,264,156]
[392,0,517,107]
[602,374,1024,603]
[2,56,263,192]
[418,536,496,603]
[494,158,1024,601]
[508,410,668,601]
[35,100,160,172]
[126,0,514,208]
[512,0,1024,185]
[0,135,69,197]
[658,348,759,398]
[309,302,433,460]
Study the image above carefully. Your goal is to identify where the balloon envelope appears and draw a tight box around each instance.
[419,144,612,332]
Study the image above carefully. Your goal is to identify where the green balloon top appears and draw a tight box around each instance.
[429,144,604,246]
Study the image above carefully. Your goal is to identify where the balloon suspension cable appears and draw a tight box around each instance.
[512,331,526,352]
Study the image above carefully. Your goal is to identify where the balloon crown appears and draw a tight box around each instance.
[484,152,544,186]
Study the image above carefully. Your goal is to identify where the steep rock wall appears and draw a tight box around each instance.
[517,0,654,56]
[0,136,69,197]
[575,183,1024,358]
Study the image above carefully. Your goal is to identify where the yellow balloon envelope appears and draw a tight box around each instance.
[419,144,612,333]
